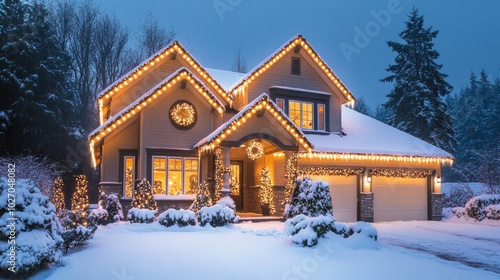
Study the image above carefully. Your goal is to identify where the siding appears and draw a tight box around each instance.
[101,119,139,182]
[240,51,342,132]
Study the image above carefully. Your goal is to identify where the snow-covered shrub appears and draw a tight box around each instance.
[284,214,335,247]
[106,193,123,222]
[442,207,466,219]
[189,181,212,213]
[216,196,236,212]
[89,208,109,225]
[196,204,235,227]
[284,178,333,219]
[347,222,378,241]
[0,178,63,278]
[158,209,196,227]
[60,211,98,253]
[484,205,500,220]
[465,194,500,221]
[127,208,157,223]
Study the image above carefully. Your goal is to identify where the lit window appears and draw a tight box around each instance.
[184,159,198,195]
[168,158,183,195]
[317,104,325,131]
[276,98,284,111]
[153,157,166,194]
[123,156,135,198]
[289,101,313,130]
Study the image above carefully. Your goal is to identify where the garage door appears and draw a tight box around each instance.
[372,177,428,222]
[311,175,358,222]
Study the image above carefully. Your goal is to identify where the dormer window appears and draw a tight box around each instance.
[291,57,301,75]
[290,101,313,130]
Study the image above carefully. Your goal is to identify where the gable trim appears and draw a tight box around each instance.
[194,93,313,153]
[228,35,355,105]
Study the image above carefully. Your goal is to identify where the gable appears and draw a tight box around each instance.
[97,41,232,125]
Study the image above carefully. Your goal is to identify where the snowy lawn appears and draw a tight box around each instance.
[33,220,499,280]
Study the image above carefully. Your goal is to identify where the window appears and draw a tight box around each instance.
[276,98,284,111]
[317,104,326,131]
[289,101,313,130]
[152,156,199,195]
[291,57,301,75]
[123,156,135,198]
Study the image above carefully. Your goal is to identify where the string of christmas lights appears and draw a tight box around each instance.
[298,152,453,165]
[259,166,275,215]
[246,141,264,160]
[284,153,298,204]
[369,168,434,178]
[131,179,158,211]
[71,175,89,226]
[51,177,66,212]
[297,167,364,177]
[213,147,224,202]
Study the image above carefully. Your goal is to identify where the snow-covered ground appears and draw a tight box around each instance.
[32,220,499,280]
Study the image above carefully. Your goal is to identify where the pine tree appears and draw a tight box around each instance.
[189,181,213,212]
[213,147,224,202]
[131,179,158,211]
[259,167,275,215]
[51,177,66,212]
[352,96,372,116]
[381,8,455,152]
[70,175,89,226]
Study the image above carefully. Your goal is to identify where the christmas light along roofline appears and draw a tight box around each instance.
[195,93,313,153]
[97,41,233,124]
[89,68,226,168]
[228,34,355,105]
[296,152,454,166]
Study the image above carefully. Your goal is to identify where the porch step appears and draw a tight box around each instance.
[236,212,284,223]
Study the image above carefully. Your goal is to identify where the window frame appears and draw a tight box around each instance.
[317,103,326,131]
[119,149,138,198]
[150,154,199,195]
[289,100,314,131]
[276,98,285,111]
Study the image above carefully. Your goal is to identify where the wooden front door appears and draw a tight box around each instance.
[230,161,243,211]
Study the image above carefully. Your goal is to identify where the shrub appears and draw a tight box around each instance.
[442,183,474,207]
[89,208,109,225]
[127,208,157,223]
[284,178,333,219]
[284,214,334,247]
[0,178,63,278]
[60,211,98,254]
[106,193,124,222]
[158,209,196,227]
[465,194,500,221]
[484,205,500,220]
[196,204,235,227]
[347,222,378,241]
[189,181,212,213]
[131,179,157,211]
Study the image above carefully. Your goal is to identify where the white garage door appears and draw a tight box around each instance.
[372,177,428,222]
[311,175,358,222]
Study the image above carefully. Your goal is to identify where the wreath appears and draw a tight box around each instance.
[169,100,197,129]
[246,141,264,160]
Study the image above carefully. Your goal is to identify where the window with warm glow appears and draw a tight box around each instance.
[276,98,284,111]
[184,159,198,195]
[317,104,325,131]
[168,158,182,195]
[153,157,166,194]
[289,100,313,130]
[123,156,135,197]
[152,156,198,195]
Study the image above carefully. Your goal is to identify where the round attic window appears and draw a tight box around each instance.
[169,100,197,130]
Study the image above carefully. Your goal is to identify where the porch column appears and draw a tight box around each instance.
[221,146,231,198]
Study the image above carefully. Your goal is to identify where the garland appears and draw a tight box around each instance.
[284,153,298,204]
[297,167,364,177]
[246,141,264,160]
[369,168,433,178]
[214,147,224,201]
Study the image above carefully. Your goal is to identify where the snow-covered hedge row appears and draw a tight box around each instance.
[443,194,500,221]
[196,204,236,227]
[284,178,333,219]
[158,209,196,227]
[284,214,378,247]
[127,208,157,223]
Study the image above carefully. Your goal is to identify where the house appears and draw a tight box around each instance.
[88,35,453,222]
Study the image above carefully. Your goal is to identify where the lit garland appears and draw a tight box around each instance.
[284,153,298,204]
[196,94,313,153]
[170,101,196,127]
[213,147,224,202]
[258,166,275,215]
[131,178,158,211]
[246,141,264,160]
[97,41,233,124]
[51,177,66,212]
[369,168,434,178]
[71,175,89,225]
[298,152,454,166]
[297,167,364,177]
[229,35,355,104]
[89,69,226,168]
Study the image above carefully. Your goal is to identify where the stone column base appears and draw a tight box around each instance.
[360,192,374,222]
[431,193,443,221]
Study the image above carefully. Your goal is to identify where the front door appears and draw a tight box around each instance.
[230,161,243,211]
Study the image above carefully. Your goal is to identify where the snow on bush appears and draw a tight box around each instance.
[60,211,98,253]
[347,222,378,241]
[158,209,196,227]
[442,207,466,219]
[189,181,212,213]
[284,178,333,219]
[196,204,235,227]
[106,193,124,222]
[465,194,500,221]
[127,208,157,223]
[89,208,109,225]
[0,177,63,278]
[484,205,500,220]
[216,196,236,212]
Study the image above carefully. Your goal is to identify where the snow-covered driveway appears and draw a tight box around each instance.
[375,221,500,274]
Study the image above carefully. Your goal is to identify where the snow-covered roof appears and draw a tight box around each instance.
[270,86,331,96]
[307,107,454,159]
[205,68,246,91]
[194,93,313,152]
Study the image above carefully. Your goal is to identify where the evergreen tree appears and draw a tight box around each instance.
[381,8,455,152]
[189,181,212,213]
[374,103,391,124]
[70,174,89,225]
[352,96,372,116]
[51,177,66,212]
[258,167,275,215]
[131,179,158,211]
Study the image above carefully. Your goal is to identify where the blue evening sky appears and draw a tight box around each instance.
[98,0,500,109]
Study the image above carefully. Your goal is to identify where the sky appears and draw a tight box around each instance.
[97,0,500,109]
